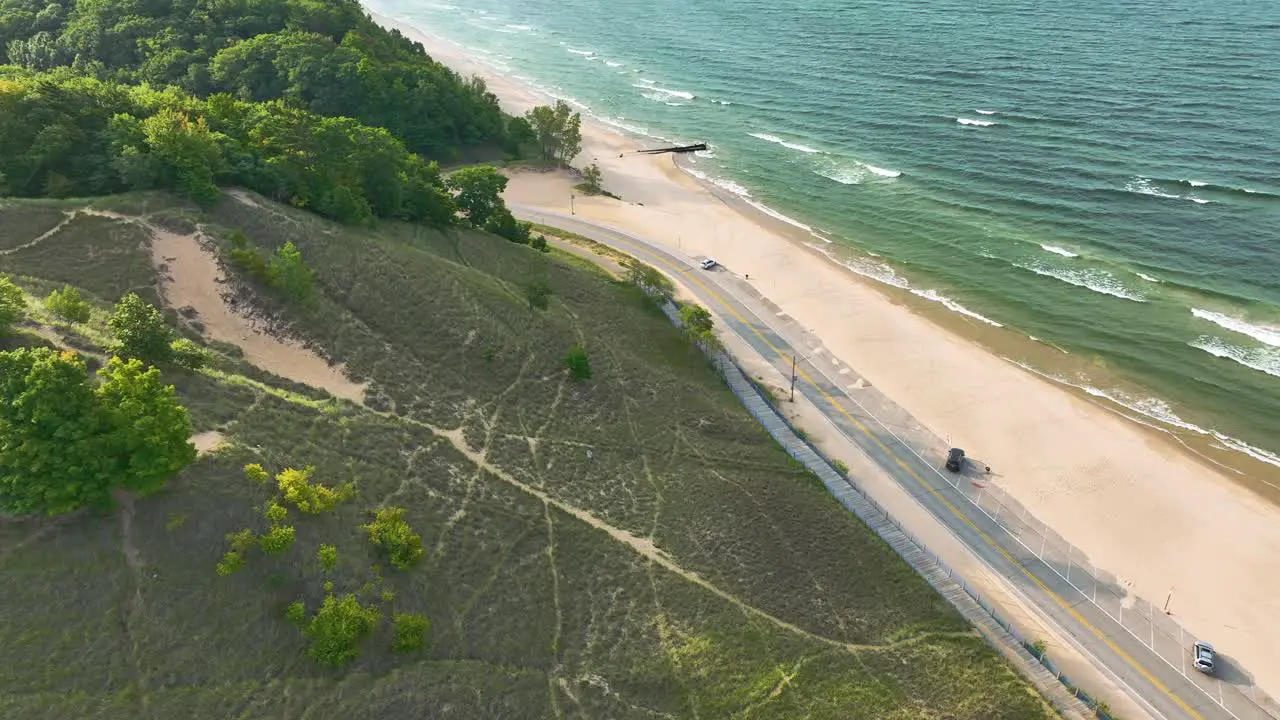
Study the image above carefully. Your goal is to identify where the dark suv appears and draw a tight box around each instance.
[945,448,965,472]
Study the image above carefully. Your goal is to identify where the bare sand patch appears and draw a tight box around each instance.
[191,431,226,455]
[146,221,366,403]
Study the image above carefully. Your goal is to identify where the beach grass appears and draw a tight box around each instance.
[0,192,1051,719]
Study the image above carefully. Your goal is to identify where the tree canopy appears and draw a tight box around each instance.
[446,165,507,228]
[0,275,25,332]
[0,348,194,515]
[526,101,582,166]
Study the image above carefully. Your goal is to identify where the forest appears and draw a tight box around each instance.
[0,0,547,225]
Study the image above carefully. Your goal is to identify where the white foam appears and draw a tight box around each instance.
[1191,309,1280,347]
[816,167,864,185]
[957,118,997,127]
[975,109,997,115]
[744,198,813,231]
[1212,433,1280,470]
[693,149,716,159]
[504,23,533,30]
[1191,337,1280,378]
[747,132,820,154]
[1040,244,1079,258]
[910,288,1004,327]
[1124,177,1180,200]
[864,164,902,178]
[711,99,734,105]
[1187,180,1209,187]
[1190,197,1209,204]
[605,60,623,67]
[684,168,752,198]
[1135,272,1161,283]
[1015,263,1146,302]
[566,48,594,56]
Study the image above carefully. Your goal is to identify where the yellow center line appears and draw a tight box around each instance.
[592,227,1203,719]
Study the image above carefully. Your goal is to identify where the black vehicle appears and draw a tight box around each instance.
[945,448,965,472]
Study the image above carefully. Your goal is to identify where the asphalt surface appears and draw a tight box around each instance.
[514,204,1260,720]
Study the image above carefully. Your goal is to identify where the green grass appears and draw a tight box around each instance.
[0,191,1053,719]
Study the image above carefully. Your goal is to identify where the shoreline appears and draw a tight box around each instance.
[366,5,1280,698]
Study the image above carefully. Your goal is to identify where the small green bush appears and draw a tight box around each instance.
[531,234,548,252]
[277,466,352,514]
[285,601,306,626]
[391,612,430,652]
[45,285,92,323]
[525,282,552,310]
[303,593,380,666]
[831,459,849,476]
[317,544,338,572]
[1031,639,1048,658]
[170,338,210,369]
[563,344,591,381]
[108,293,173,363]
[259,524,295,554]
[362,507,423,570]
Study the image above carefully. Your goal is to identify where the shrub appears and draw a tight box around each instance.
[531,234,548,252]
[45,285,91,323]
[217,528,256,575]
[302,593,380,667]
[391,612,430,652]
[317,544,338,572]
[831,459,849,476]
[362,507,423,570]
[170,338,211,370]
[563,344,591,381]
[525,282,552,310]
[0,276,26,332]
[268,241,314,301]
[244,463,271,485]
[580,163,603,194]
[108,293,174,363]
[1031,639,1048,658]
[277,466,352,514]
[263,500,289,523]
[285,601,306,626]
[259,524,295,554]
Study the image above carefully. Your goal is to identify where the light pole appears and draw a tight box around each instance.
[789,350,818,402]
[570,194,575,215]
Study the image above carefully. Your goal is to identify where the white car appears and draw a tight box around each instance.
[699,258,718,270]
[1193,641,1215,674]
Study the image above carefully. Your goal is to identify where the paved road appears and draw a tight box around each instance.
[515,205,1254,720]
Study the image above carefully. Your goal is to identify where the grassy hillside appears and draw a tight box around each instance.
[0,191,1051,719]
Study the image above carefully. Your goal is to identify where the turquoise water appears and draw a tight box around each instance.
[372,0,1280,464]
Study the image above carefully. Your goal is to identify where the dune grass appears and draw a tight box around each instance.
[0,191,1051,719]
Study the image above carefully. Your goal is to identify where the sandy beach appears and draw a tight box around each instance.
[373,8,1280,699]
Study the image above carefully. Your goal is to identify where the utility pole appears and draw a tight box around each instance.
[570,194,575,215]
[790,354,797,401]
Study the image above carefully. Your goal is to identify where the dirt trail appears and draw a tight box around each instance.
[144,220,367,403]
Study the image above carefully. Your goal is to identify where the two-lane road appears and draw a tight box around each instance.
[514,204,1254,720]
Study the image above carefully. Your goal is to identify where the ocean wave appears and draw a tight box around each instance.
[909,289,1004,326]
[815,167,864,185]
[504,23,532,30]
[605,60,623,67]
[1170,178,1278,199]
[957,117,997,127]
[1191,337,1280,378]
[566,48,594,56]
[631,83,693,100]
[747,132,820,154]
[975,109,997,115]
[1123,177,1215,204]
[711,99,734,105]
[1191,308,1280,347]
[864,164,902,178]
[1135,272,1161,283]
[1039,244,1079,258]
[1014,262,1146,302]
[684,167,752,199]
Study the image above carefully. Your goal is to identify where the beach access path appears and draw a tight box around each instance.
[513,204,1258,720]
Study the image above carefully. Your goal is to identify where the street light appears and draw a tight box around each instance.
[570,194,575,215]
[789,350,819,401]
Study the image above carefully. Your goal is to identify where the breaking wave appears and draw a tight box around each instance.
[957,117,997,127]
[1191,337,1280,379]
[747,132,820,154]
[1191,309,1280,347]
[1014,262,1146,302]
[1040,244,1079,258]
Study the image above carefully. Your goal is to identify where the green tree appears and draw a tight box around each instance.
[0,350,194,515]
[362,506,423,570]
[563,344,592,381]
[391,612,430,652]
[485,208,530,244]
[285,600,307,625]
[108,293,174,364]
[525,101,582,166]
[530,234,548,253]
[302,592,381,666]
[217,528,256,576]
[95,357,197,496]
[580,163,603,194]
[268,241,314,301]
[678,304,714,336]
[445,165,507,227]
[45,284,91,323]
[139,108,224,204]
[0,276,25,333]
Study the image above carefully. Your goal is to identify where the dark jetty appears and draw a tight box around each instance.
[635,143,708,155]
